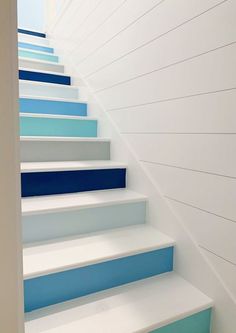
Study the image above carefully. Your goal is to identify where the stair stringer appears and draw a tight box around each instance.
[46,39,236,333]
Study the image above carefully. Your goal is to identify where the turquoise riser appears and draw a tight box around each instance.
[23,202,146,243]
[18,49,59,63]
[24,247,174,312]
[18,42,54,54]
[20,116,97,137]
[19,98,87,117]
[150,309,212,333]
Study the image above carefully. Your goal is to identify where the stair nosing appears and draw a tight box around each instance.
[20,113,95,121]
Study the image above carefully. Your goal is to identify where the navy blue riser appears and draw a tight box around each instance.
[19,98,87,116]
[24,247,174,312]
[18,28,46,38]
[19,70,71,85]
[21,169,126,197]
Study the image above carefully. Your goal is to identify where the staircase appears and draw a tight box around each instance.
[18,28,213,333]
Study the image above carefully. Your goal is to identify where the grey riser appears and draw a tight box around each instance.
[20,140,110,162]
[19,58,64,73]
[22,202,146,243]
[19,81,79,99]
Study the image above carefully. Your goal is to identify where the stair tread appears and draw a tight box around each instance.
[22,189,146,215]
[23,225,174,279]
[25,272,212,332]
[20,113,95,121]
[21,136,110,142]
[19,57,62,66]
[20,95,84,103]
[19,67,69,77]
[19,80,77,89]
[21,160,126,172]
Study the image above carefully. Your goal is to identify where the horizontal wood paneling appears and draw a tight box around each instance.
[83,0,232,79]
[96,42,236,109]
[143,163,236,222]
[124,134,236,177]
[109,89,236,133]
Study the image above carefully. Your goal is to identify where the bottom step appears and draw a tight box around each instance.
[25,272,212,333]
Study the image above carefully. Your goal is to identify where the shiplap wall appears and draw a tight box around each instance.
[47,0,236,330]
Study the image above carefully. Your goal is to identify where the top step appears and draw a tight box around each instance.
[18,28,46,38]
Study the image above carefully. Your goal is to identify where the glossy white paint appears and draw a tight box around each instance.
[46,0,236,331]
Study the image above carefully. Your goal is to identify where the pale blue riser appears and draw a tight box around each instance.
[20,116,97,137]
[18,49,58,63]
[18,42,53,53]
[20,98,87,117]
[150,309,212,333]
[19,81,79,100]
[23,202,146,243]
[24,247,174,312]
[20,140,110,162]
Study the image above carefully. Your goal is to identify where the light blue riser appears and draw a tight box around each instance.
[18,42,54,54]
[23,202,146,243]
[20,98,87,117]
[19,81,79,100]
[24,247,174,312]
[150,309,212,333]
[20,116,97,137]
[19,49,59,63]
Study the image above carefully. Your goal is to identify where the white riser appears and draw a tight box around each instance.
[19,58,64,73]
[20,138,110,162]
[18,33,49,46]
[19,81,79,100]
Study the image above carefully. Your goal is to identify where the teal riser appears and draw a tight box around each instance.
[150,309,212,333]
[23,201,146,243]
[20,116,97,137]
[19,49,59,63]
[20,98,87,117]
[24,247,174,312]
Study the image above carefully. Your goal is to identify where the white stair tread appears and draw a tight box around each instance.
[19,67,69,77]
[21,160,126,172]
[18,48,54,56]
[22,189,147,215]
[23,225,175,279]
[19,80,78,89]
[21,136,110,142]
[19,57,63,66]
[20,113,95,121]
[20,95,85,103]
[25,272,212,333]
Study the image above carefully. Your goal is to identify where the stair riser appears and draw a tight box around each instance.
[20,116,96,137]
[21,169,126,197]
[18,42,53,54]
[19,59,64,73]
[18,29,46,38]
[150,309,211,333]
[19,70,71,85]
[18,49,58,63]
[23,202,146,243]
[21,140,110,162]
[20,98,87,117]
[19,81,79,99]
[24,247,174,312]
[18,34,49,47]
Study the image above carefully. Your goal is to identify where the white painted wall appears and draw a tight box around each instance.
[17,0,45,31]
[46,0,236,331]
[0,1,24,332]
